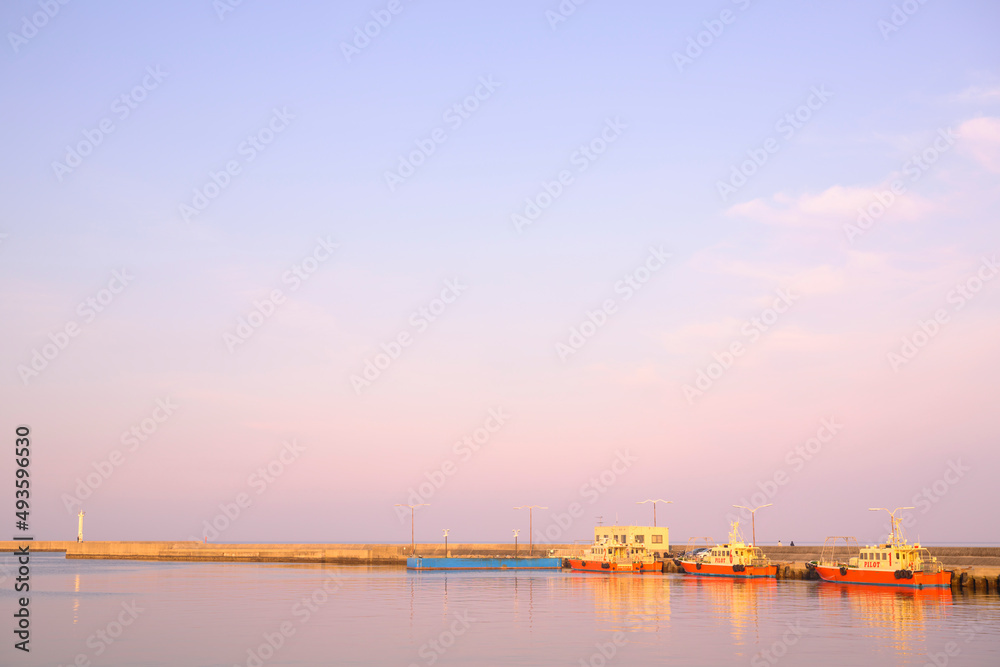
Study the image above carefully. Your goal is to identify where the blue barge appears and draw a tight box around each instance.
[406,556,563,570]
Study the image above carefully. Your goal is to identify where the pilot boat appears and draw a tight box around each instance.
[677,520,777,578]
[565,532,661,573]
[814,508,951,588]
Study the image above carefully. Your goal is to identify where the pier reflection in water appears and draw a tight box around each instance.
[4,555,998,667]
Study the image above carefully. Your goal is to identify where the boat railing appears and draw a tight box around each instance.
[751,557,770,568]
[819,536,860,566]
[912,547,943,573]
[916,562,944,573]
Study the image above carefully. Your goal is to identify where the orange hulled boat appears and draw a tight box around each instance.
[565,525,663,573]
[813,508,952,588]
[677,520,777,578]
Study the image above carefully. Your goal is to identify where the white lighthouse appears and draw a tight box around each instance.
[77,511,85,542]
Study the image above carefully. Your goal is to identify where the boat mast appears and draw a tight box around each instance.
[868,506,914,547]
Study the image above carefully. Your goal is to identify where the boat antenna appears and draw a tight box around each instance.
[868,507,914,546]
[595,515,603,526]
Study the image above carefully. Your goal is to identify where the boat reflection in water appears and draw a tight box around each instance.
[678,574,780,649]
[816,581,953,658]
[572,570,959,665]
[568,569,673,633]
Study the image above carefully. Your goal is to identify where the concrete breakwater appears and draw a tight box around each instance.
[0,541,583,563]
[3,541,997,592]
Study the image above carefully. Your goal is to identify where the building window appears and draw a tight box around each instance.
[635,535,645,543]
[652,535,663,544]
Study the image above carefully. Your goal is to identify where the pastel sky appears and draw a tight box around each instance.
[2,0,998,546]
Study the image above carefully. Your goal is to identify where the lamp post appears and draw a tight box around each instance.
[443,528,450,557]
[731,503,772,547]
[636,499,672,527]
[868,506,915,546]
[394,503,429,555]
[513,529,520,557]
[514,505,546,557]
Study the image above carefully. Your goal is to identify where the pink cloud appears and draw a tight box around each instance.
[958,116,1000,172]
[726,184,932,229]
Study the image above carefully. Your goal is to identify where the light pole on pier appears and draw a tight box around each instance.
[514,505,546,557]
[732,503,772,547]
[636,499,672,527]
[394,503,429,555]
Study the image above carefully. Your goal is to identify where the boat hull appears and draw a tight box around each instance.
[814,564,952,588]
[679,560,776,578]
[565,558,661,573]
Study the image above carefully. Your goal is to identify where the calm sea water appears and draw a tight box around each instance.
[2,554,998,666]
